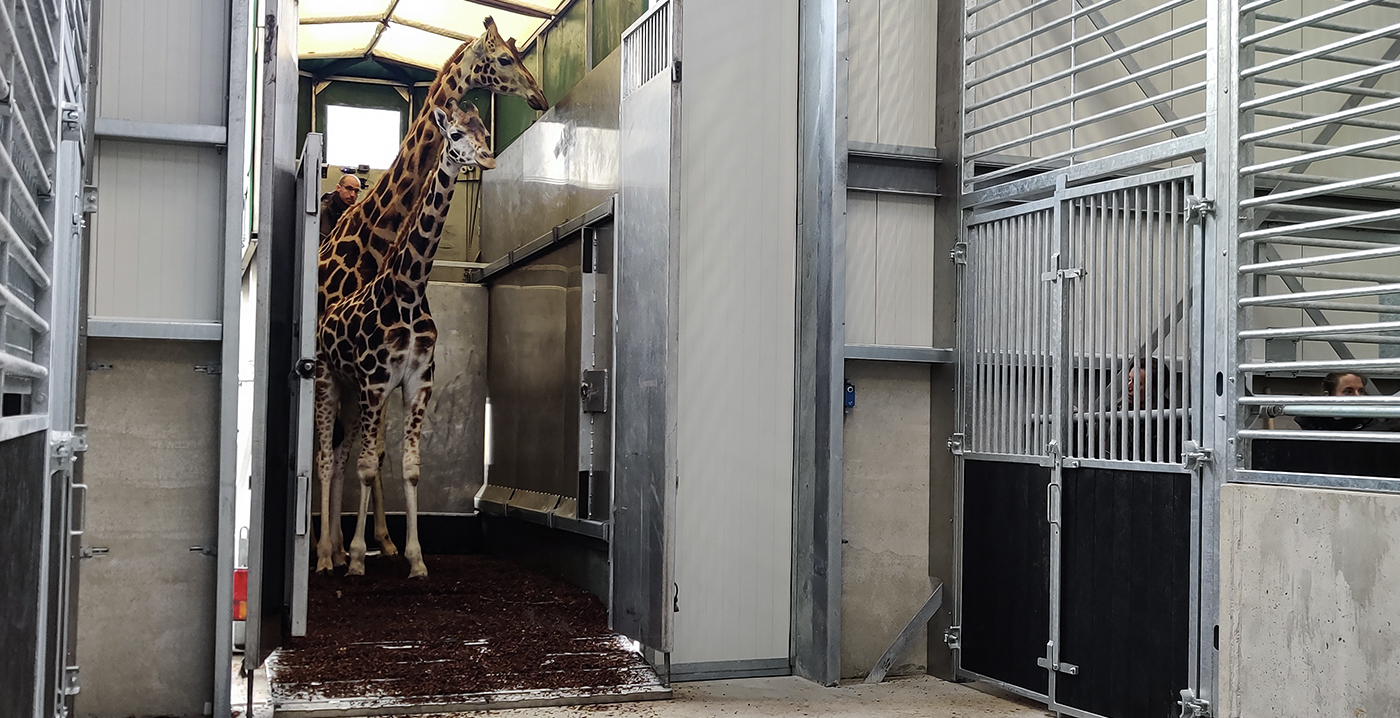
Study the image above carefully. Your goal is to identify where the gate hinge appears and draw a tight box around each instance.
[943,625,961,650]
[194,363,222,375]
[64,665,81,696]
[581,369,610,413]
[671,59,682,83]
[83,184,99,214]
[50,427,90,468]
[946,433,965,455]
[61,102,84,140]
[1183,441,1213,472]
[1178,689,1212,718]
[951,242,968,265]
[1186,196,1215,224]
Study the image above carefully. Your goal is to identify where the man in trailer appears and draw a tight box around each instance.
[1297,372,1374,431]
[320,172,363,243]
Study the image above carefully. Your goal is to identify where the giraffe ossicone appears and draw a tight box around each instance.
[314,100,493,579]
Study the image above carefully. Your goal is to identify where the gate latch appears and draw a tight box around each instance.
[1183,441,1213,472]
[943,625,961,650]
[951,242,968,265]
[581,370,610,413]
[1178,689,1212,718]
[1037,657,1080,675]
[946,433,965,456]
[64,665,80,696]
[1186,196,1215,224]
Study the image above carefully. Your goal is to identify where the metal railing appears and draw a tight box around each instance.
[1233,0,1400,469]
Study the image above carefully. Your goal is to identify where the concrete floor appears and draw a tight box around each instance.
[233,665,1049,718]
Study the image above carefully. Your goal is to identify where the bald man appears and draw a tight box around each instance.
[319,173,362,244]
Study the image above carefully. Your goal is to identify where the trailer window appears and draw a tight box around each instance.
[325,105,403,170]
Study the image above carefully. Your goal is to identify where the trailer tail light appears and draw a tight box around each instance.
[233,568,248,621]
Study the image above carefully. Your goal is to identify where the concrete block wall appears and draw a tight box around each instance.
[840,361,936,679]
[1220,483,1400,717]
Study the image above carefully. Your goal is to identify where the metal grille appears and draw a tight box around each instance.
[621,0,671,100]
[962,0,1209,195]
[1234,0,1400,455]
[963,202,1057,458]
[1065,170,1197,464]
[0,0,68,422]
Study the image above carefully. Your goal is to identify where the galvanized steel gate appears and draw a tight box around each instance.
[0,1,93,717]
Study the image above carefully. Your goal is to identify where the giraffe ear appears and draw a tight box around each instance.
[506,37,518,52]
[483,16,497,34]
[431,107,449,131]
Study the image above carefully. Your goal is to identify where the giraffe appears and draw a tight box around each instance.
[316,16,544,561]
[315,100,495,579]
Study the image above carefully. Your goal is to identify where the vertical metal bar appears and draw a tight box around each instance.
[998,217,1009,453]
[1048,175,1069,707]
[1152,181,1163,462]
[1014,217,1024,455]
[1095,192,1106,460]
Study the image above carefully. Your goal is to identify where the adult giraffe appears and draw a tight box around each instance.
[317,16,544,565]
[317,101,495,578]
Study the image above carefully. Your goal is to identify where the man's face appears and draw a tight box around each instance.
[335,176,362,205]
[1126,367,1148,407]
[1335,374,1365,396]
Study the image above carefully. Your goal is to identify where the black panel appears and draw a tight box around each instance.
[0,432,46,718]
[1253,439,1400,479]
[961,460,1050,695]
[1058,468,1191,718]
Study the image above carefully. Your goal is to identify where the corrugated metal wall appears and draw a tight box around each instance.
[89,0,231,326]
[672,0,799,666]
[846,0,938,347]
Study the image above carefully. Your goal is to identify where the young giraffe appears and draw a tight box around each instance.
[317,16,544,561]
[315,101,495,579]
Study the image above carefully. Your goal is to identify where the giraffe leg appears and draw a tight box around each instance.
[401,366,432,579]
[313,367,340,574]
[347,388,388,577]
[330,396,360,566]
[371,451,398,557]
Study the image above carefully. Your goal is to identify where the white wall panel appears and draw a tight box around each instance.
[674,0,798,666]
[848,0,881,144]
[90,141,225,321]
[98,0,231,126]
[877,0,935,148]
[874,194,935,346]
[846,193,879,345]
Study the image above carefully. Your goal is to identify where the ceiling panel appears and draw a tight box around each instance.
[300,0,393,23]
[373,23,468,70]
[393,0,549,45]
[299,22,380,59]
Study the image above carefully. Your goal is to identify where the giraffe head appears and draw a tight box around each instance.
[463,16,548,111]
[431,100,496,171]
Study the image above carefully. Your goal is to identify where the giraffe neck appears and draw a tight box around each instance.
[389,155,463,288]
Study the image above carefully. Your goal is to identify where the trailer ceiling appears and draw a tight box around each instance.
[299,0,564,74]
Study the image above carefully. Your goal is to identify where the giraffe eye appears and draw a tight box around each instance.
[498,57,514,67]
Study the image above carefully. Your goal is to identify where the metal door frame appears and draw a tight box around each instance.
[953,163,1211,718]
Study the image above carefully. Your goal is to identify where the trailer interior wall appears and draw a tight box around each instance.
[837,0,946,681]
[667,0,798,673]
[77,0,250,715]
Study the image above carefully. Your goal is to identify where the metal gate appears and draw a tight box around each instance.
[954,167,1207,718]
[0,1,94,716]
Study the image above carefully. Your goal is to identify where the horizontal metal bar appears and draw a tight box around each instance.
[1240,395,1400,406]
[1244,56,1400,110]
[95,118,229,146]
[1256,44,1393,69]
[966,0,1133,64]
[1065,456,1191,473]
[1234,468,1400,495]
[965,0,1009,17]
[1240,356,1400,373]
[469,196,615,284]
[1241,282,1400,307]
[1256,233,1400,252]
[1245,135,1400,175]
[1240,210,1400,244]
[86,318,223,341]
[966,50,1207,139]
[1249,299,1400,313]
[966,18,1206,106]
[848,144,941,196]
[1245,95,1400,145]
[1254,76,1400,102]
[0,212,50,288]
[1276,404,1400,417]
[965,0,1064,41]
[1241,428,1400,443]
[845,344,955,364]
[968,81,1207,162]
[0,143,54,245]
[968,196,1058,225]
[960,451,1049,465]
[1061,164,1197,199]
[10,97,52,193]
[1240,0,1290,14]
[1267,265,1400,282]
[1251,204,1400,226]
[1242,0,1384,47]
[672,658,790,683]
[961,134,1206,207]
[298,13,385,24]
[1254,12,1373,37]
[0,283,49,332]
[0,349,48,379]
[0,414,49,443]
[972,113,1205,186]
[1242,320,1400,340]
[1243,169,1400,208]
[849,141,940,162]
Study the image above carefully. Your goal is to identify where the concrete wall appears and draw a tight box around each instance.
[76,339,221,718]
[333,282,488,515]
[1220,483,1400,717]
[840,361,934,678]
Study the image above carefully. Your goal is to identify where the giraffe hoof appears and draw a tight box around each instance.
[316,557,335,574]
[347,561,366,577]
[408,565,428,580]
[332,550,348,568]
[379,542,399,557]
